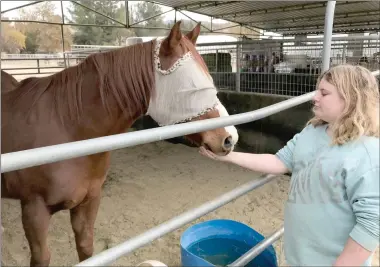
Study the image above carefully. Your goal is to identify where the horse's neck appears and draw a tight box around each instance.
[68,60,146,139]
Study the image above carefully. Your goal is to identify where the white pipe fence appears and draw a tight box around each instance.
[76,174,278,266]
[1,91,315,173]
[228,226,285,267]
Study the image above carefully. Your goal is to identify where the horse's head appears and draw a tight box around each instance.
[146,21,238,155]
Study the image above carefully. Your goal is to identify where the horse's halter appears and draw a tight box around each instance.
[146,39,219,126]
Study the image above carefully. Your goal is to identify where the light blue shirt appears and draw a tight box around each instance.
[275,124,379,266]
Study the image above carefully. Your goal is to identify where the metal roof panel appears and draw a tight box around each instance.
[152,0,380,35]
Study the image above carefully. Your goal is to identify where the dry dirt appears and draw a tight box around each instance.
[1,141,379,266]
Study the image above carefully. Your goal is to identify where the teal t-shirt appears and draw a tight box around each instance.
[275,124,379,266]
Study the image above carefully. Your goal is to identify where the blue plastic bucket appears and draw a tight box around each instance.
[180,219,277,267]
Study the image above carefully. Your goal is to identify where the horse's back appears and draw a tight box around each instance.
[1,75,63,154]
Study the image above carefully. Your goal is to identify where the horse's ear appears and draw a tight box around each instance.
[166,20,182,49]
[186,22,201,45]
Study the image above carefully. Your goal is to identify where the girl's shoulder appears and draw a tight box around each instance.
[296,123,328,140]
[337,136,379,176]
[352,136,379,166]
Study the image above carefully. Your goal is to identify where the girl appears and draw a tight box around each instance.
[199,64,379,266]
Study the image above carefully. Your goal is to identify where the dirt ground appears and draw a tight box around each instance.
[1,141,379,266]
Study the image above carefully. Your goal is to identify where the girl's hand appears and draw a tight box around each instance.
[198,146,229,162]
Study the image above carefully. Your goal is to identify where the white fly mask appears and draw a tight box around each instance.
[146,39,219,126]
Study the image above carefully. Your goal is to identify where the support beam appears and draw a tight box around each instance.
[1,1,43,14]
[216,1,361,18]
[244,10,380,26]
[268,19,379,32]
[174,1,238,10]
[280,27,380,36]
[0,19,127,28]
[60,1,67,68]
[322,1,336,71]
[176,10,212,32]
[129,8,174,27]
[125,1,129,27]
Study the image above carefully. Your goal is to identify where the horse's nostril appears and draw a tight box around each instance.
[223,136,233,149]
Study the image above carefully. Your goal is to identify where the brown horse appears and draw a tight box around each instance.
[1,21,239,266]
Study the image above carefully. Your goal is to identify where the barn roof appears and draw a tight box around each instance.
[152,1,380,36]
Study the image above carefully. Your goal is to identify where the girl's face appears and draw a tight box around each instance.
[312,78,346,124]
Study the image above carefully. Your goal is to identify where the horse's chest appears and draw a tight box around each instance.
[45,176,107,212]
[47,176,90,208]
[46,166,107,209]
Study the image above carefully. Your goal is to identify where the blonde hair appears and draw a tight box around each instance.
[307,64,379,145]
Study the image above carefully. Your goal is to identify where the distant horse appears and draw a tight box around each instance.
[1,70,19,92]
[1,21,239,267]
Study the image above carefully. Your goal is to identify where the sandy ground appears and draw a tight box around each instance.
[1,141,379,266]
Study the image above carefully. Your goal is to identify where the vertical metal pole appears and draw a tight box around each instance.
[61,25,67,68]
[342,44,346,64]
[321,1,336,72]
[236,44,241,92]
[60,0,67,68]
[37,59,41,73]
[125,1,129,27]
[215,49,218,72]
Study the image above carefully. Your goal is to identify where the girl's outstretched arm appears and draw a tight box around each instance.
[199,148,289,174]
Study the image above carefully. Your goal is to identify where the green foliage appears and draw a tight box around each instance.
[67,1,132,45]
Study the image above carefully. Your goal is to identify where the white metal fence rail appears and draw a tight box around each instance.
[1,91,315,173]
[76,173,278,266]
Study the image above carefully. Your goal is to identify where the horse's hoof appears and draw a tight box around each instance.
[137,260,167,267]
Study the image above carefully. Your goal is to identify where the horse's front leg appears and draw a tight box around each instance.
[21,196,52,267]
[70,190,102,262]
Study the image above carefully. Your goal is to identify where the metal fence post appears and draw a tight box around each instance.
[236,43,241,92]
[321,1,336,72]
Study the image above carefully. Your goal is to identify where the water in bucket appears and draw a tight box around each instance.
[180,219,277,267]
[187,237,253,266]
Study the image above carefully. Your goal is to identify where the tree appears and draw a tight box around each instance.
[15,1,72,53]
[67,1,134,45]
[1,21,26,53]
[130,2,168,37]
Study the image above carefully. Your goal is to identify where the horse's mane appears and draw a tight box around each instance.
[8,40,156,126]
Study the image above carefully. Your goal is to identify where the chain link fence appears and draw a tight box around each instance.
[196,35,379,97]
[2,35,379,96]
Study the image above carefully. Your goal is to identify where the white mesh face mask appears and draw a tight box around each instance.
[146,39,219,126]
